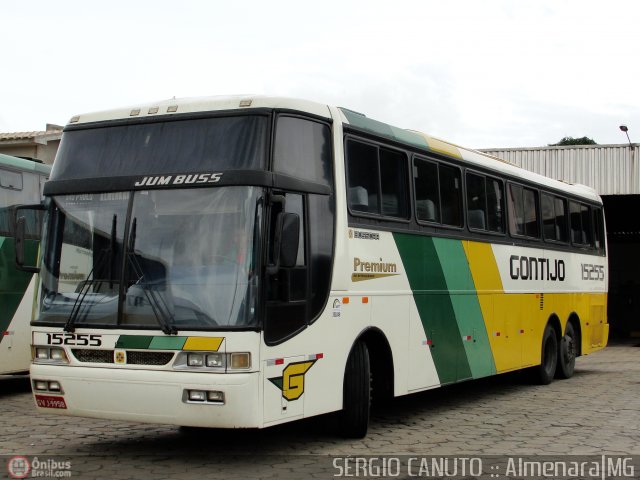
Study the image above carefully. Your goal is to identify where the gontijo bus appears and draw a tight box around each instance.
[19,96,608,437]
[0,153,49,375]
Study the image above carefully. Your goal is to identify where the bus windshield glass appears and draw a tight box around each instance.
[51,115,269,180]
[37,187,262,330]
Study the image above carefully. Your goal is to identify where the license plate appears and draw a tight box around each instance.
[35,395,67,409]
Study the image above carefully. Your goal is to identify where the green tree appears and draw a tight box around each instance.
[550,136,597,146]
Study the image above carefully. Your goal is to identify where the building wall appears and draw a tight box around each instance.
[0,139,59,165]
[480,144,639,195]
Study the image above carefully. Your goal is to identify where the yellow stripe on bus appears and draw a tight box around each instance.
[183,337,224,351]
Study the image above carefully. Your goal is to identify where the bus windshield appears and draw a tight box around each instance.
[37,186,262,330]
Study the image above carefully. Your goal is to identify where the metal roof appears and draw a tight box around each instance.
[480,144,639,196]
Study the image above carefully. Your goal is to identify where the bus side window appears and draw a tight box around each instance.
[570,201,593,247]
[379,148,408,218]
[439,164,462,227]
[346,139,408,220]
[466,172,487,230]
[346,140,379,214]
[594,207,606,255]
[413,158,440,223]
[508,183,539,239]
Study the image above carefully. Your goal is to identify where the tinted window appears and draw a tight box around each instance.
[346,139,408,219]
[467,173,504,233]
[594,207,606,255]
[413,158,440,223]
[380,148,409,218]
[541,193,568,242]
[346,140,379,214]
[273,116,332,186]
[466,173,486,230]
[439,164,463,227]
[508,184,539,238]
[53,115,269,181]
[570,201,593,246]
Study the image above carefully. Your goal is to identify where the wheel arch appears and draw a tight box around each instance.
[346,327,395,404]
[547,313,562,342]
[566,312,583,357]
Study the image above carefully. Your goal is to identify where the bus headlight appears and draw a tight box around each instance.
[206,353,225,368]
[187,353,204,367]
[173,352,251,371]
[32,346,69,364]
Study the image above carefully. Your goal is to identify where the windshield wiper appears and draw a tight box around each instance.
[126,218,178,335]
[64,214,118,333]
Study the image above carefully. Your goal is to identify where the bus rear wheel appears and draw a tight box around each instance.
[535,325,558,385]
[556,322,577,379]
[339,340,371,438]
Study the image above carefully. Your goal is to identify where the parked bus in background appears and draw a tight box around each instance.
[1,153,49,375]
[19,96,607,437]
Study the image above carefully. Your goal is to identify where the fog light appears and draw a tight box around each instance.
[207,391,224,403]
[34,380,48,391]
[187,354,204,367]
[48,381,61,392]
[230,353,250,369]
[36,348,49,360]
[188,390,206,402]
[206,353,225,368]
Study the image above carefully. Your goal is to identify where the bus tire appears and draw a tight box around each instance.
[556,322,577,379]
[536,325,558,385]
[339,340,371,438]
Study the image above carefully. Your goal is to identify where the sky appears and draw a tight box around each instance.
[2,0,640,149]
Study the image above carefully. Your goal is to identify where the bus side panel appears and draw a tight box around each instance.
[0,275,37,374]
[394,233,476,385]
[432,238,496,380]
[0,238,38,374]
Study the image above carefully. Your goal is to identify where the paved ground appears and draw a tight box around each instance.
[1,341,638,479]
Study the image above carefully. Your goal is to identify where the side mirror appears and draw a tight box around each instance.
[269,212,300,272]
[14,204,45,273]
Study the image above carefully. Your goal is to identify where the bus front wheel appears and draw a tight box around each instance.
[339,340,371,438]
[536,325,558,385]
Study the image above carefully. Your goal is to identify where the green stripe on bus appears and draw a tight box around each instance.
[0,237,37,341]
[394,233,472,384]
[115,335,154,349]
[432,238,496,379]
[148,336,187,350]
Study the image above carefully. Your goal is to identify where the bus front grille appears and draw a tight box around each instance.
[126,351,175,365]
[72,349,114,363]
[71,349,175,366]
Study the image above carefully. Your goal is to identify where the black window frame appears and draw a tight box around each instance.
[540,191,569,245]
[507,181,541,241]
[412,154,464,231]
[569,200,594,249]
[593,206,606,256]
[345,135,410,223]
[464,169,505,236]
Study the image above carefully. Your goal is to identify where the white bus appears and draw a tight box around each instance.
[1,153,49,375]
[19,96,607,437]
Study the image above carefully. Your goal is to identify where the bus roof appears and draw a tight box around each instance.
[0,153,51,176]
[66,95,601,204]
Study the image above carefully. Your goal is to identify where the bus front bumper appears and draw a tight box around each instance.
[30,364,261,428]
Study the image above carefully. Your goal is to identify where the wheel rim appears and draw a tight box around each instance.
[564,335,576,365]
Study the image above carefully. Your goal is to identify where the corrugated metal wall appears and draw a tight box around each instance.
[479,144,639,195]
